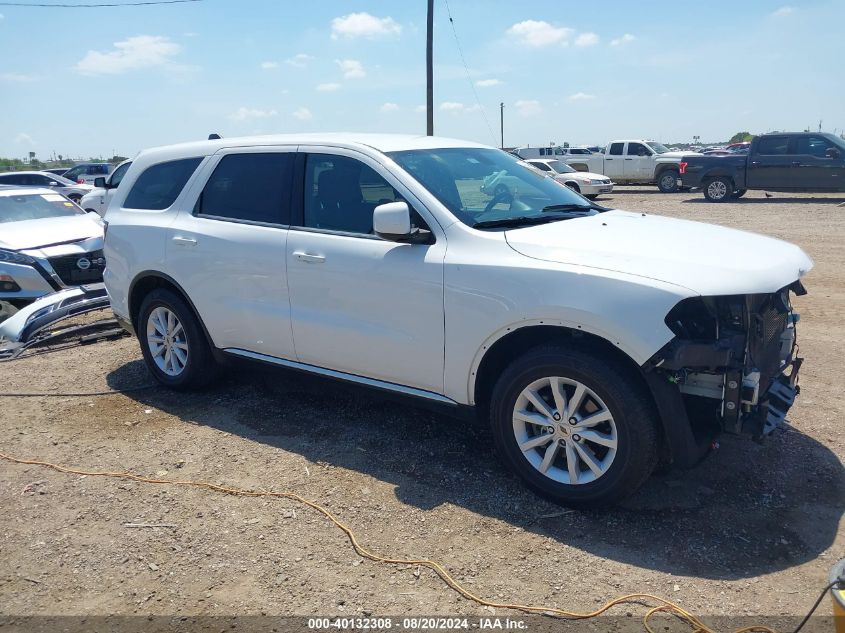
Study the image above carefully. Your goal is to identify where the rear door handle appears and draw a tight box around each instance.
[624,158,633,161]
[294,251,325,263]
[791,161,802,167]
[172,236,197,246]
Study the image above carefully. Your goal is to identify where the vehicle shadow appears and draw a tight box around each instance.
[108,360,844,581]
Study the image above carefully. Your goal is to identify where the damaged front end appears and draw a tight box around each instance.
[646,281,805,442]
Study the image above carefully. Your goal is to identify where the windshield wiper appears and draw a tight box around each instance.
[472,216,565,229]
[541,203,595,213]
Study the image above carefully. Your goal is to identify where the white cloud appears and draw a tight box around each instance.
[574,32,599,47]
[475,78,502,88]
[610,33,636,46]
[75,35,182,76]
[380,102,399,113]
[415,104,427,113]
[183,31,198,37]
[228,107,278,122]
[514,99,542,117]
[568,92,595,101]
[292,107,313,121]
[316,82,341,92]
[771,6,794,17]
[285,53,314,68]
[0,73,38,82]
[506,20,573,47]
[331,12,401,39]
[336,59,365,79]
[14,133,35,145]
[439,102,480,114]
[260,61,279,69]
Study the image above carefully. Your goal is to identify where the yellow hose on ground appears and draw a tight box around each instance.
[0,451,777,633]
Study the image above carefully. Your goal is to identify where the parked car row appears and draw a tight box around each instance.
[0,171,93,203]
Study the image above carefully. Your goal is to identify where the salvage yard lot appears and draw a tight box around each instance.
[1,188,843,621]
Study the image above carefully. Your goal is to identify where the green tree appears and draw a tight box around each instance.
[729,131,754,144]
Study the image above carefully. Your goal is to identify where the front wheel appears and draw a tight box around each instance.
[703,177,733,202]
[585,194,598,200]
[657,169,680,193]
[137,288,218,390]
[489,346,659,507]
[68,194,82,203]
[565,182,581,194]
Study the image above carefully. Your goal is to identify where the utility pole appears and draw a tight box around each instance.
[426,0,434,136]
[499,102,505,148]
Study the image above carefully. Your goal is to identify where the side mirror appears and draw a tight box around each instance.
[94,177,106,188]
[826,147,841,159]
[373,201,429,243]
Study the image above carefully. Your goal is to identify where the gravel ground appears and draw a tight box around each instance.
[0,187,843,628]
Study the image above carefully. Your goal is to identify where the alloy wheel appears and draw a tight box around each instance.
[146,306,189,376]
[512,376,618,485]
[707,180,728,200]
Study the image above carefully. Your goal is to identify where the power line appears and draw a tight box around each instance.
[441,0,498,146]
[0,0,201,7]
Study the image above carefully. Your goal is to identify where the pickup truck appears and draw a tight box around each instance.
[680,132,845,202]
[561,140,693,192]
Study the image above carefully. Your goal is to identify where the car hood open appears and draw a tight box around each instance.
[504,210,813,296]
[0,214,104,251]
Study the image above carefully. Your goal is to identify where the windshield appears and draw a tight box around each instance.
[0,192,85,224]
[388,148,596,228]
[647,142,670,154]
[547,160,576,174]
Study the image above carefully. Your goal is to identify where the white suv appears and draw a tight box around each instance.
[104,134,812,506]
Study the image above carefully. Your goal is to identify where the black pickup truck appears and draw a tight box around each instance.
[680,132,845,201]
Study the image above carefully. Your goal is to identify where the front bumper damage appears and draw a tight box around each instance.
[0,283,121,360]
[645,282,805,442]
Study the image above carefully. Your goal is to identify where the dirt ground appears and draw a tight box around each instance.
[1,188,843,628]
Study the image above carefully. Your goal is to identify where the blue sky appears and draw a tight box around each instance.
[1,0,843,159]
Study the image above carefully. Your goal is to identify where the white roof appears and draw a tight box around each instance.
[138,133,492,163]
[0,186,55,197]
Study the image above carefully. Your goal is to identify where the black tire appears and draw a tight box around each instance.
[489,345,659,507]
[585,194,598,200]
[656,169,680,193]
[565,182,581,194]
[68,194,82,203]
[137,288,218,390]
[703,176,733,202]
[0,300,18,324]
[731,189,747,199]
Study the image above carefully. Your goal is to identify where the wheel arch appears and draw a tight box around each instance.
[471,323,704,469]
[128,271,217,350]
[654,163,680,177]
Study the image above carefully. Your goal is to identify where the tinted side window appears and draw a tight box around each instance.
[794,136,835,157]
[627,142,650,156]
[109,162,131,187]
[532,162,551,172]
[756,137,790,155]
[64,166,83,180]
[124,157,202,210]
[197,153,293,225]
[609,143,624,155]
[0,174,24,184]
[303,154,402,235]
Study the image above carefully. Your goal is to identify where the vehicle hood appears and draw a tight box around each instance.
[0,214,104,251]
[504,210,813,295]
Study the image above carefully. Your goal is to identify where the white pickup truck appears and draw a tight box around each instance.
[562,140,694,192]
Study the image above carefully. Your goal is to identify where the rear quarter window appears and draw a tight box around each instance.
[123,157,203,210]
[756,137,790,155]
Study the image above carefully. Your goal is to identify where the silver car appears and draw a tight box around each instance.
[0,185,105,307]
[0,171,93,203]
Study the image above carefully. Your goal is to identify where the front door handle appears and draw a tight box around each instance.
[294,251,325,263]
[172,236,197,246]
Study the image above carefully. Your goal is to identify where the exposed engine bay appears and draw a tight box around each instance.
[648,281,805,440]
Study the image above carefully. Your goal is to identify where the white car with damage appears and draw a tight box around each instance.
[103,134,812,506]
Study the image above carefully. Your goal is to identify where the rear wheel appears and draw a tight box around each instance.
[489,345,659,507]
[137,288,218,390]
[657,169,680,193]
[703,177,733,202]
